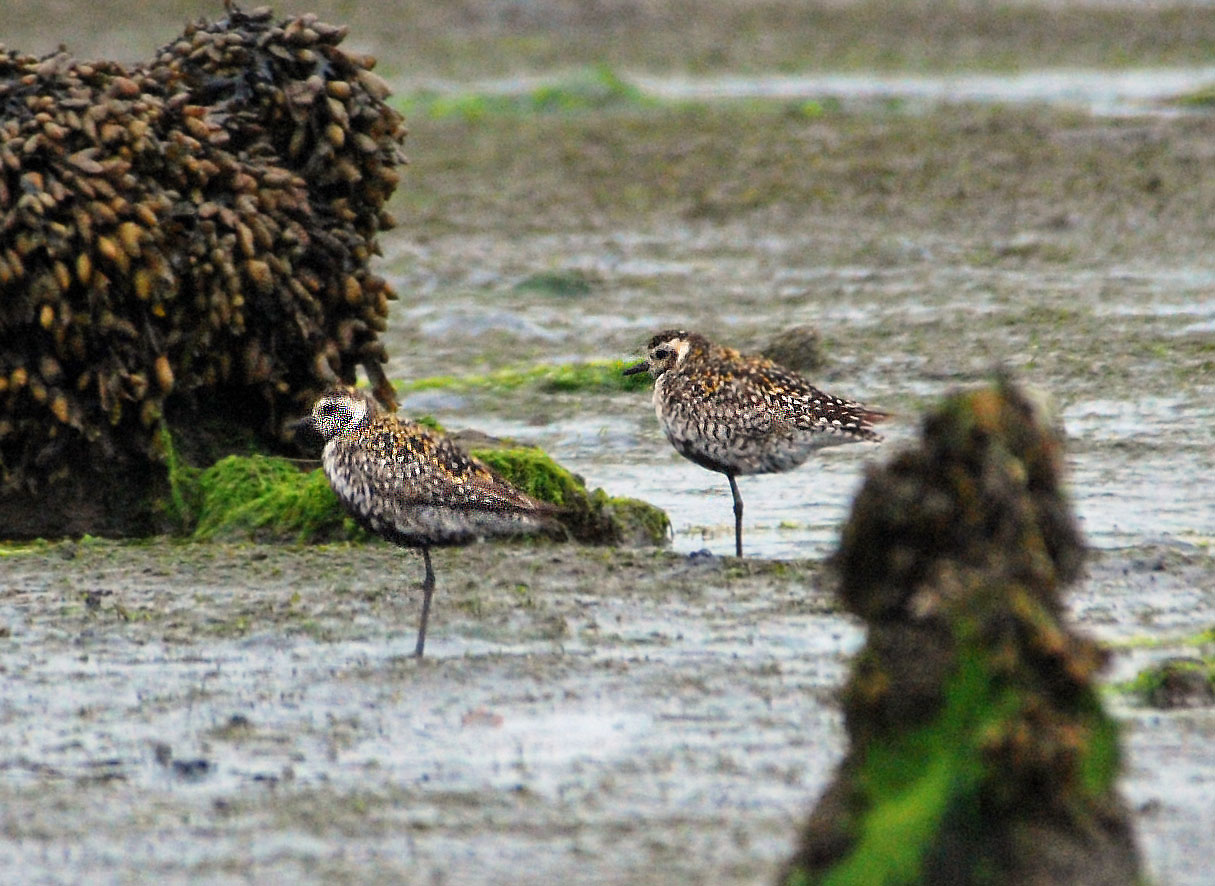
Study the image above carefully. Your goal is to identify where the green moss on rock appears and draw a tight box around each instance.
[821,649,1014,886]
[192,455,364,543]
[156,440,668,547]
[1124,656,1215,709]
[472,446,669,545]
[472,446,585,507]
[593,491,674,548]
[156,422,203,532]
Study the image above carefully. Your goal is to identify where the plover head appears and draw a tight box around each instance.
[300,386,378,442]
[622,329,698,379]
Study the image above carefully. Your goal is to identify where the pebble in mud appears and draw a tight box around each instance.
[153,742,212,782]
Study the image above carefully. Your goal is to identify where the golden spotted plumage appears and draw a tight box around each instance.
[324,412,550,547]
[624,330,888,557]
[298,386,555,657]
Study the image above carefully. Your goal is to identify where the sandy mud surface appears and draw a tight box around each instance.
[0,540,1212,884]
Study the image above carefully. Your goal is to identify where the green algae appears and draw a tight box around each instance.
[471,446,584,507]
[0,541,50,557]
[1106,625,1215,652]
[157,422,202,532]
[473,446,670,545]
[394,64,652,122]
[1119,656,1215,708]
[819,650,1014,886]
[513,269,597,298]
[1170,84,1215,107]
[397,360,652,396]
[811,625,1121,886]
[157,442,667,547]
[412,414,445,432]
[1077,701,1123,797]
[158,424,352,544]
[192,455,364,544]
[592,491,673,547]
[539,362,651,393]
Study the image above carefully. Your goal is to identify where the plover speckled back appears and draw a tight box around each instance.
[624,330,887,557]
[297,387,556,657]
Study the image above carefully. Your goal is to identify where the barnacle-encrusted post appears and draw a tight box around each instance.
[781,378,1142,886]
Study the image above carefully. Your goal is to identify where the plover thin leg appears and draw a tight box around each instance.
[727,473,744,558]
[415,546,435,658]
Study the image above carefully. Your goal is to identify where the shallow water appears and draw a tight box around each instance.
[416,64,1215,116]
[634,66,1215,115]
[385,222,1215,561]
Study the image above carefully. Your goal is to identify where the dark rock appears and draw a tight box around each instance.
[1138,657,1215,709]
[757,325,825,374]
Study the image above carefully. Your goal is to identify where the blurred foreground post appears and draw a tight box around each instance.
[782,379,1141,886]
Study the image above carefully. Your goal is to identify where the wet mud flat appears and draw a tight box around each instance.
[383,101,1215,562]
[0,93,1212,885]
[0,539,1212,884]
[3,4,1215,882]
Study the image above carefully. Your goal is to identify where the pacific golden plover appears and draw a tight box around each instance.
[297,387,556,657]
[624,330,887,557]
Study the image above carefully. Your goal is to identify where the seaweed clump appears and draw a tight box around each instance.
[1127,656,1215,709]
[782,379,1142,886]
[189,454,362,543]
[0,5,405,536]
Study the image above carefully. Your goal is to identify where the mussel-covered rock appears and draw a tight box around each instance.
[0,5,406,535]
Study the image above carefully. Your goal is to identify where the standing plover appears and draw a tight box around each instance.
[297,387,556,657]
[624,330,887,557]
